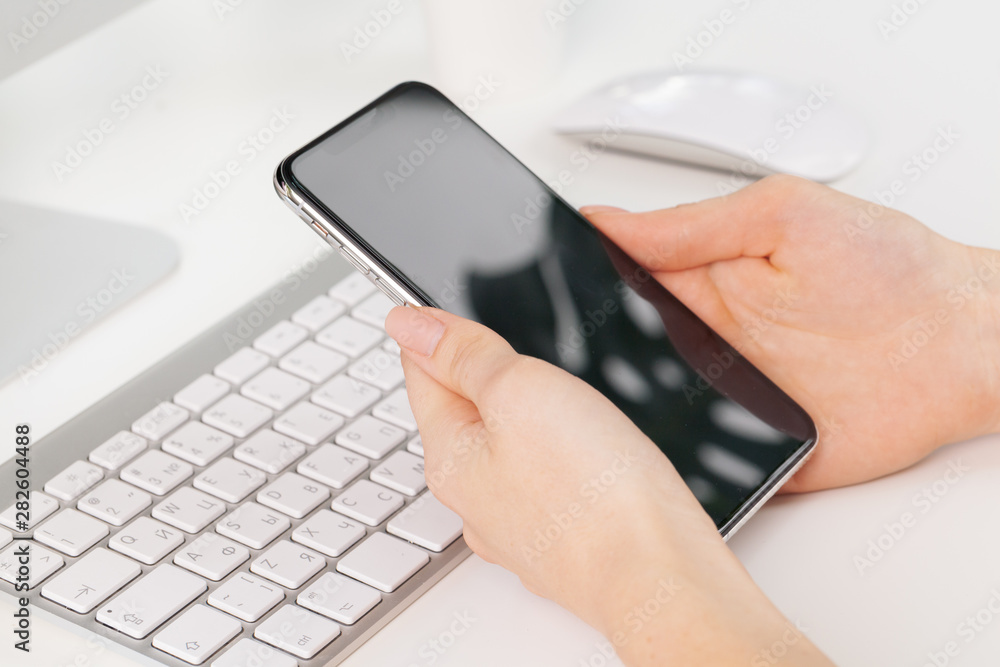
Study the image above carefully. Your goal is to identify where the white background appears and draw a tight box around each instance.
[1,1,999,665]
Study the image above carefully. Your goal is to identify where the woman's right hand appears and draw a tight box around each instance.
[583,175,1000,492]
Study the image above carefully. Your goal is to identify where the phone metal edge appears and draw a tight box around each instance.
[275,161,819,543]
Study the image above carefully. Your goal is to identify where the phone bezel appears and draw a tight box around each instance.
[274,81,818,539]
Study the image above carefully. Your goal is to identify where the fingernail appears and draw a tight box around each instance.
[385,306,446,357]
[579,205,627,216]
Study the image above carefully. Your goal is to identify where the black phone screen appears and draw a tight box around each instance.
[286,83,815,532]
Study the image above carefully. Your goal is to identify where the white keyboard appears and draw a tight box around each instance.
[0,271,466,666]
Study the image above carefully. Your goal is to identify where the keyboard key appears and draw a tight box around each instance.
[279,341,347,384]
[242,367,311,411]
[336,532,429,593]
[41,547,140,614]
[257,472,330,519]
[297,443,369,490]
[293,294,347,332]
[254,321,309,358]
[174,374,231,413]
[195,457,268,503]
[234,430,307,474]
[153,487,227,533]
[351,292,395,328]
[273,402,344,446]
[203,394,274,439]
[329,271,377,306]
[372,388,418,431]
[121,450,194,496]
[291,510,366,558]
[132,402,190,441]
[335,415,406,460]
[98,564,207,639]
[347,348,404,391]
[33,508,109,557]
[217,502,290,550]
[214,347,270,386]
[174,533,250,581]
[0,528,10,549]
[407,435,424,457]
[78,479,152,526]
[387,492,463,552]
[331,480,404,526]
[0,491,59,531]
[208,572,284,622]
[213,639,297,667]
[298,572,381,625]
[312,375,381,418]
[89,431,148,470]
[251,540,326,589]
[162,421,234,466]
[44,460,105,501]
[0,542,63,588]
[109,516,184,565]
[152,603,242,665]
[254,604,340,660]
[370,451,426,496]
[316,317,383,358]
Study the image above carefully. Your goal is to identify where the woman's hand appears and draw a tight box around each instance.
[583,175,1000,492]
[385,305,833,666]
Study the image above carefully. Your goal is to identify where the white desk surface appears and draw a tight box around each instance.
[2,1,999,665]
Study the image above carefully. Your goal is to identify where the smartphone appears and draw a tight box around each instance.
[275,82,816,538]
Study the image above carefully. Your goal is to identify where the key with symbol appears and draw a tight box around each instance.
[208,572,284,622]
[174,533,250,581]
[0,541,63,588]
[78,479,152,527]
[331,479,404,526]
[97,564,207,639]
[33,508,109,557]
[250,539,326,589]
[109,516,184,564]
[41,547,140,613]
[0,491,59,531]
[254,603,340,660]
[152,603,242,665]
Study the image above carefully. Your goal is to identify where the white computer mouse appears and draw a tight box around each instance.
[553,70,867,182]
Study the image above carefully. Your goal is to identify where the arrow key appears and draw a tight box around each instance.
[41,547,140,613]
[153,603,242,665]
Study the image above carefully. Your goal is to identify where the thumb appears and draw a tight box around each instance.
[384,305,518,405]
[580,175,800,272]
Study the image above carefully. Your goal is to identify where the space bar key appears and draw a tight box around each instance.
[96,564,208,639]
